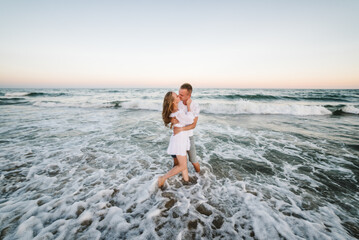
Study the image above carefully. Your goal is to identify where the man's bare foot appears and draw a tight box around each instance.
[192,162,200,173]
[158,176,166,188]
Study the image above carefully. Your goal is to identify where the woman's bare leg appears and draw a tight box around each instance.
[158,155,188,187]
[173,157,179,167]
[177,155,189,182]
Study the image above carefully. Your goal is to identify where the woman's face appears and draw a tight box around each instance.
[172,92,180,104]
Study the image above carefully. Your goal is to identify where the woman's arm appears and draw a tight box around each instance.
[186,98,192,112]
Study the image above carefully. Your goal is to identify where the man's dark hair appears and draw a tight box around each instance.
[180,83,193,94]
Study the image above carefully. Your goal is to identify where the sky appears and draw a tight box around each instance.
[0,0,358,89]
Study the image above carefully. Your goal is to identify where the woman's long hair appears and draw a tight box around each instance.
[162,92,175,127]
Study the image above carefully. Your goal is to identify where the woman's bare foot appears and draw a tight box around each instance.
[158,176,166,188]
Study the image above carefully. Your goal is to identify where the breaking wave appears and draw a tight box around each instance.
[4,92,67,97]
[111,99,332,116]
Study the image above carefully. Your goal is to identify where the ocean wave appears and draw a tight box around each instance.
[32,101,103,109]
[4,92,30,97]
[302,97,351,102]
[329,105,359,115]
[201,100,332,115]
[105,101,128,108]
[0,97,25,101]
[203,94,282,101]
[109,99,332,116]
[5,95,355,116]
[198,93,353,102]
[5,92,67,97]
[0,97,30,105]
[26,92,47,97]
[120,100,161,111]
[342,106,359,114]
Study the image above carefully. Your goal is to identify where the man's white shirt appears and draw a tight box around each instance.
[178,100,200,137]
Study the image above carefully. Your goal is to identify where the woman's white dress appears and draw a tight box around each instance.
[167,109,194,156]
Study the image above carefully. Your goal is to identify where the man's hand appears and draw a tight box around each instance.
[171,117,179,125]
[173,126,183,136]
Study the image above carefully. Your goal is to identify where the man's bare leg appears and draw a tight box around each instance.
[192,162,200,173]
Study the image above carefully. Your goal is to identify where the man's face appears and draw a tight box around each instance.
[179,88,190,102]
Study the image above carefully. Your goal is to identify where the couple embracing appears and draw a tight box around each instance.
[158,83,200,188]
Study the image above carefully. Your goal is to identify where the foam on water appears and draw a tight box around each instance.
[118,99,333,116]
[1,89,359,239]
[201,100,332,115]
[4,92,30,97]
[2,88,357,116]
[342,105,359,114]
[121,100,162,112]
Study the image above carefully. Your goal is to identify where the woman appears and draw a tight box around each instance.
[158,92,194,188]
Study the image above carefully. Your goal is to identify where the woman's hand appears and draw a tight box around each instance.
[186,98,192,106]
[186,98,192,112]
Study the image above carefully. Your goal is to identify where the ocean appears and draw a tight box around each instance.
[0,88,358,239]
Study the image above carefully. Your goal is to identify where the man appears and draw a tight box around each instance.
[171,83,200,173]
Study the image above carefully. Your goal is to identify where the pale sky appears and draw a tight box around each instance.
[0,0,358,88]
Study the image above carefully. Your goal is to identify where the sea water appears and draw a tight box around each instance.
[0,88,358,239]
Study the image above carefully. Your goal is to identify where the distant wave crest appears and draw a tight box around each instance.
[342,106,359,114]
[207,94,281,100]
[5,92,67,97]
[109,99,332,116]
[201,100,332,115]
[201,93,352,102]
[0,97,30,105]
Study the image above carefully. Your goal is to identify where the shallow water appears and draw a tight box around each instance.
[1,88,359,239]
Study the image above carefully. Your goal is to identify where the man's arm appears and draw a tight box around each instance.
[173,117,198,135]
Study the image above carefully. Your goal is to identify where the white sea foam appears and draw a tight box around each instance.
[121,99,162,111]
[202,100,332,115]
[342,105,359,114]
[1,89,358,239]
[110,99,333,116]
[7,90,335,116]
[15,216,43,240]
[4,92,29,97]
